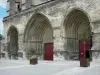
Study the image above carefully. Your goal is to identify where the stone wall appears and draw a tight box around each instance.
[3,0,100,60]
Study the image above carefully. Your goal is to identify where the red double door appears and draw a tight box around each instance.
[44,41,90,61]
[79,40,90,59]
[45,43,53,60]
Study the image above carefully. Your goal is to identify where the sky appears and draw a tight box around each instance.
[0,0,7,35]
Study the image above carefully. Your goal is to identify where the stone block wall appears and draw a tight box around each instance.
[3,0,100,60]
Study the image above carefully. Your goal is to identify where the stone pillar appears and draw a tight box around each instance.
[53,36,65,60]
[91,21,100,50]
[52,21,66,60]
[49,13,65,61]
[91,21,100,60]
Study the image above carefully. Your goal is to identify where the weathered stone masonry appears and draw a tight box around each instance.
[3,0,100,60]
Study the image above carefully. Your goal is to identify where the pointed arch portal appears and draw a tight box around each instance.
[64,9,92,60]
[24,13,53,60]
[7,26,18,59]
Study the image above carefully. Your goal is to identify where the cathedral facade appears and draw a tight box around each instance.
[3,0,100,60]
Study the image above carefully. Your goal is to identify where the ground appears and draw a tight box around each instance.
[0,59,100,75]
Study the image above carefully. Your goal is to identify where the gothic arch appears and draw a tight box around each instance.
[63,7,91,25]
[24,13,53,41]
[24,13,53,60]
[62,8,92,60]
[7,26,18,36]
[7,26,19,59]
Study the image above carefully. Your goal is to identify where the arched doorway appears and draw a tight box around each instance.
[64,9,92,60]
[24,13,53,60]
[7,26,18,59]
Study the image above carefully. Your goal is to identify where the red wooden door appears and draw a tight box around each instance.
[45,43,53,60]
[79,40,90,59]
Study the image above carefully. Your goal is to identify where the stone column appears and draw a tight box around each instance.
[53,36,65,60]
[91,21,100,60]
[50,13,65,60]
[91,21,100,50]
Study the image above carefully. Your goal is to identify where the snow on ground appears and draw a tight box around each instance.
[0,59,100,75]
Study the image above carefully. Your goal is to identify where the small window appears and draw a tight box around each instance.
[17,4,21,11]
[15,2,21,12]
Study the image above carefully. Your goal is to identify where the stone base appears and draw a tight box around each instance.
[54,51,70,61]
